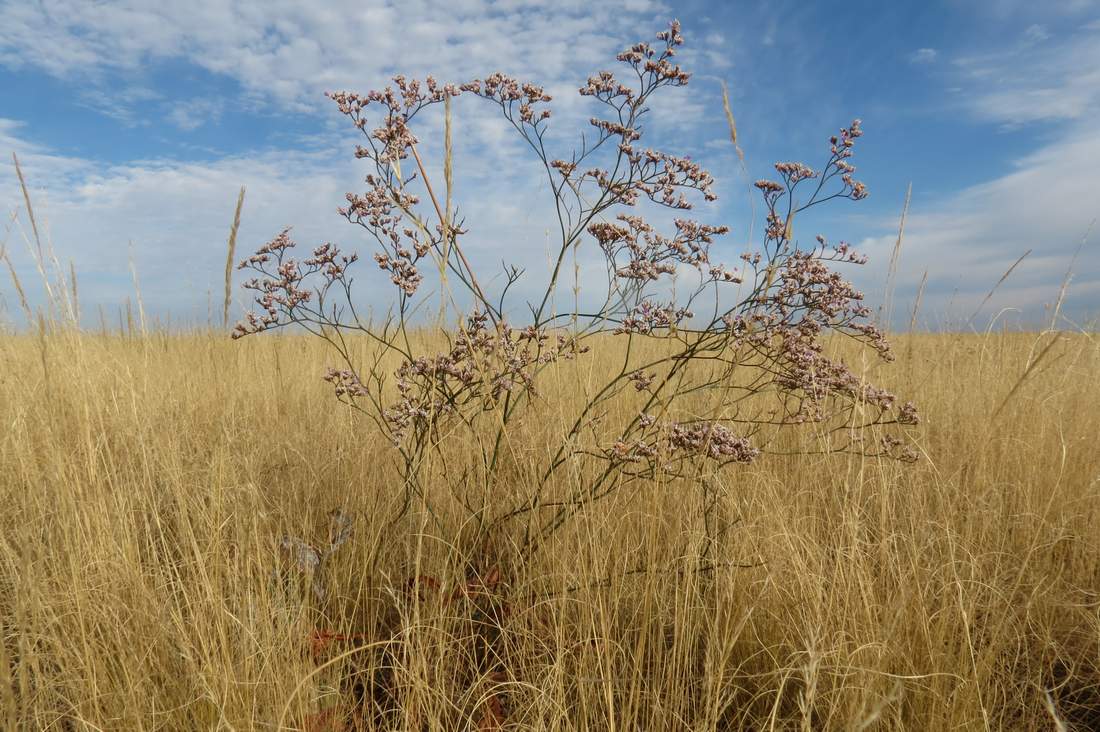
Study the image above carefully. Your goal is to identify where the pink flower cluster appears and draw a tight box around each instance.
[588,215,729,282]
[233,229,357,339]
[564,147,718,209]
[616,300,693,335]
[539,19,715,231]
[323,368,369,399]
[689,122,924,434]
[879,435,920,462]
[611,415,759,465]
[464,73,554,125]
[327,75,462,162]
[232,230,360,339]
[383,313,590,443]
[339,175,431,296]
[753,120,870,244]
[718,236,917,424]
[613,19,690,86]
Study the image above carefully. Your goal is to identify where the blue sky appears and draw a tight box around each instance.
[1,0,1098,329]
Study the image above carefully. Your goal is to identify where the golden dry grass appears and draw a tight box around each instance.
[1,326,1099,730]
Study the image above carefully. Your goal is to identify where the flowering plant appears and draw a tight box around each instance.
[234,20,917,557]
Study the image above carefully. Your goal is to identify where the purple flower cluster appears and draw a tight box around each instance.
[588,215,729,282]
[611,415,759,465]
[383,313,590,444]
[339,175,430,296]
[616,301,693,335]
[327,75,462,162]
[233,229,357,339]
[464,73,554,125]
[323,368,369,399]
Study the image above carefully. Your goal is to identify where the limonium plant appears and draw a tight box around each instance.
[233,20,919,562]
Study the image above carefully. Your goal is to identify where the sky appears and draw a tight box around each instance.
[1,0,1098,331]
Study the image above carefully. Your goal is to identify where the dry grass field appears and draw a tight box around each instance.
[1,325,1098,730]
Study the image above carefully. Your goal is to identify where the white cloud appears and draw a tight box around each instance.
[760,18,776,47]
[77,86,162,127]
[950,0,1100,21]
[0,0,671,115]
[852,16,1100,326]
[4,1,1095,330]
[858,122,1100,326]
[953,22,1100,125]
[908,47,938,64]
[166,98,224,131]
[1023,23,1050,42]
[0,0,703,218]
[0,115,630,325]
[0,122,354,321]
[850,16,1100,326]
[2,2,756,325]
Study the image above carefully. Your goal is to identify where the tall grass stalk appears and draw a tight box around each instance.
[223,186,246,329]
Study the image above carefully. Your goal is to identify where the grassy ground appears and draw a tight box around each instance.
[1,327,1098,730]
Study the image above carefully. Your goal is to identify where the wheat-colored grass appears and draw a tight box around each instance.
[0,323,1097,730]
[223,187,246,330]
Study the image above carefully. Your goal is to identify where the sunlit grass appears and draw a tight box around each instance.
[1,326,1097,729]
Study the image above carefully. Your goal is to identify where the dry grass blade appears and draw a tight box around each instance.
[128,240,147,335]
[440,94,454,324]
[969,248,1031,325]
[11,158,58,311]
[782,209,795,242]
[909,268,928,333]
[720,80,756,247]
[882,182,911,328]
[69,259,79,323]
[409,143,492,316]
[720,81,745,168]
[1049,218,1094,331]
[990,332,1062,421]
[12,153,43,264]
[223,186,246,329]
[1043,689,1069,732]
[0,213,32,325]
[1,247,31,325]
[0,209,13,259]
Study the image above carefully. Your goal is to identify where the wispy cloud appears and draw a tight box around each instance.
[165,97,224,131]
[77,86,161,127]
[2,1,1099,328]
[760,16,776,46]
[1023,23,1050,42]
[856,15,1100,325]
[859,122,1100,325]
[0,1,697,181]
[953,22,1100,126]
[952,0,1100,21]
[908,47,938,64]
[0,114,611,322]
[0,1,671,112]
